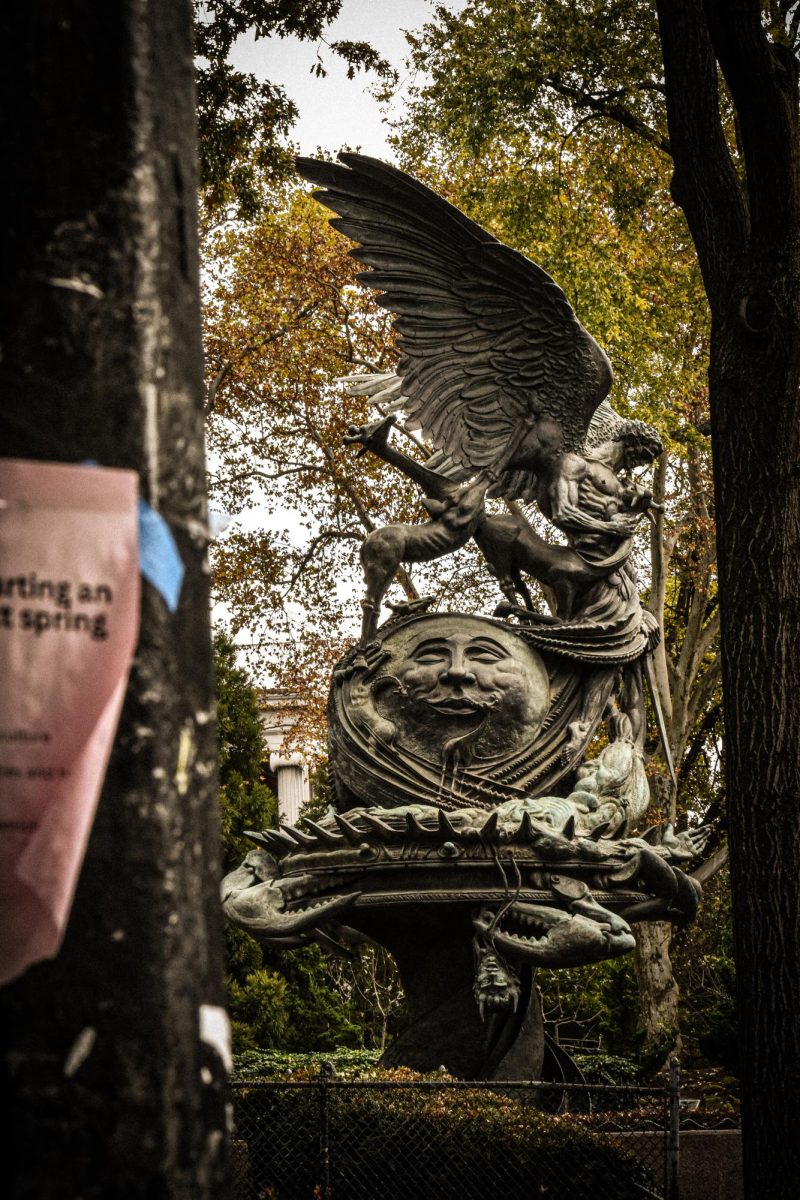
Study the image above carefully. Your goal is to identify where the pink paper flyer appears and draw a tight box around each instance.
[0,460,140,984]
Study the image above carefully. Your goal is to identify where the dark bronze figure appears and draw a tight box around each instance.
[222,155,702,1081]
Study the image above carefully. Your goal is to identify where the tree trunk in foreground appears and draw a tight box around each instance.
[658,5,800,1197]
[0,4,229,1197]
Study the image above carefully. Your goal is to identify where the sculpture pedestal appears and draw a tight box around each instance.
[353,904,545,1080]
[224,797,702,1089]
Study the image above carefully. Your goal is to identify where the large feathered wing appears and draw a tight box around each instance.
[297,153,613,501]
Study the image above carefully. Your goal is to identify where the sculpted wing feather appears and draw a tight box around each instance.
[297,153,613,497]
[583,398,627,449]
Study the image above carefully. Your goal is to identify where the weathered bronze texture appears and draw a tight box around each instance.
[223,154,705,1080]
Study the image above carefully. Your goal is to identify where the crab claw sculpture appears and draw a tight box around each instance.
[473,877,635,975]
[221,848,361,948]
[223,786,704,1079]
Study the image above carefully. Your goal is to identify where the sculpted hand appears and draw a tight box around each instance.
[611,512,641,536]
[660,823,712,861]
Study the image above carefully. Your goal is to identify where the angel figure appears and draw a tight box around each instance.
[343,398,663,630]
[296,153,678,779]
[297,152,663,643]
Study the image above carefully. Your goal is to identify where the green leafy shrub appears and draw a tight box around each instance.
[233,1047,381,1080]
[233,1073,656,1200]
[539,957,641,1054]
[574,1052,640,1086]
[216,633,365,1052]
[573,1051,643,1112]
[215,628,278,874]
[697,996,738,1075]
[228,969,290,1049]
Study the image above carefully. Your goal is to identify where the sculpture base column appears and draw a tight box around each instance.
[354,905,545,1080]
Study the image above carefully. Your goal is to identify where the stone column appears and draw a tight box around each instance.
[269,752,309,826]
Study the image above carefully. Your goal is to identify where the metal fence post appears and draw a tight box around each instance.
[318,1062,334,1200]
[667,1055,681,1200]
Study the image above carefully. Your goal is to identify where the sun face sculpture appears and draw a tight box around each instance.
[327,609,606,815]
[222,154,707,1083]
[361,615,550,770]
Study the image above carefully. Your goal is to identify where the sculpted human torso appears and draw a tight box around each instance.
[536,444,650,545]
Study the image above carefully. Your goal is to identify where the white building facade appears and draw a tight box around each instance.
[259,691,311,826]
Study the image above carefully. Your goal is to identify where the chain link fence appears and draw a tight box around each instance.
[231,1072,679,1200]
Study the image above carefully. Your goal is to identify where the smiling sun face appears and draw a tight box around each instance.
[375,615,550,761]
[399,631,528,717]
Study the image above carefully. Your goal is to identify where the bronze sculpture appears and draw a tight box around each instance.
[222,154,705,1080]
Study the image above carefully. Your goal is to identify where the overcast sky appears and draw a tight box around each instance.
[230,0,466,159]
[220,3,470,647]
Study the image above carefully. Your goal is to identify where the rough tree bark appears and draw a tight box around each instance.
[0,4,229,1198]
[634,444,721,1053]
[656,4,800,1197]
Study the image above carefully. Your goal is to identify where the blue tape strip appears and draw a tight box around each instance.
[80,461,184,613]
[138,499,185,613]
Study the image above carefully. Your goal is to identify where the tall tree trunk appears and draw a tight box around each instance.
[0,4,229,1197]
[657,3,800,1195]
[710,307,800,1200]
[632,769,681,1054]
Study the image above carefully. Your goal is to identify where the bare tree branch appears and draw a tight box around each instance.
[285,529,363,593]
[211,464,324,486]
[205,360,232,414]
[692,841,728,884]
[204,302,319,413]
[704,0,800,243]
[679,698,722,785]
[546,74,673,155]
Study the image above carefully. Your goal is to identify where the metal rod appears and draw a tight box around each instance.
[318,1064,334,1200]
[643,651,678,791]
[667,1055,681,1200]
